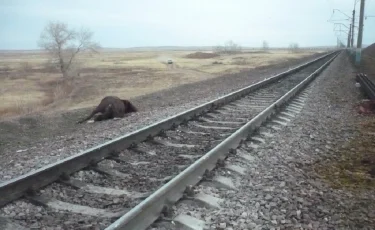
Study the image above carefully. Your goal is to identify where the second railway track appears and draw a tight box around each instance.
[0,51,340,230]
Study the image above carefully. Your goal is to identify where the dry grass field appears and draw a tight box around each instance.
[0,49,325,118]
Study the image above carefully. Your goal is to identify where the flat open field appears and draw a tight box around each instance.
[0,49,325,118]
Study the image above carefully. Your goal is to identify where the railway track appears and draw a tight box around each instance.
[356,73,375,100]
[0,51,340,230]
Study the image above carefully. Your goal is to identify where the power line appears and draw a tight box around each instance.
[327,0,369,49]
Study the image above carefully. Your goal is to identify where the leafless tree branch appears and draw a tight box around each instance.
[38,21,100,78]
[288,43,300,53]
[213,40,242,54]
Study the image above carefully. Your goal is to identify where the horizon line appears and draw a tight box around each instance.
[0,44,343,52]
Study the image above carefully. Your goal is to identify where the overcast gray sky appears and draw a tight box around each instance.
[1,0,374,49]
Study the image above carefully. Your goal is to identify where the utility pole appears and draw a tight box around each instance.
[351,10,355,47]
[357,0,365,49]
[347,24,352,48]
[356,0,366,65]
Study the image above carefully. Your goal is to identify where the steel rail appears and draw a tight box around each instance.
[0,50,338,208]
[356,73,375,100]
[106,52,340,230]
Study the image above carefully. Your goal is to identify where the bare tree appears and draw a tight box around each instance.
[262,40,269,51]
[38,21,100,78]
[213,40,242,54]
[288,43,300,53]
[224,40,242,54]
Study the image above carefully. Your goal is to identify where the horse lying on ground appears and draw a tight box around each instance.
[77,96,137,123]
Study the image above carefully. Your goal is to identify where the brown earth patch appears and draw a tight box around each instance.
[185,52,220,59]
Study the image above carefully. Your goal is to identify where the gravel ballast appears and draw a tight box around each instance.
[162,52,375,229]
[0,58,337,229]
[0,53,325,182]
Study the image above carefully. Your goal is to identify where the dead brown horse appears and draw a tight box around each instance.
[77,96,137,123]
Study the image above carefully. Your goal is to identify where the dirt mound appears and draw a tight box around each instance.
[363,43,375,58]
[185,52,220,59]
